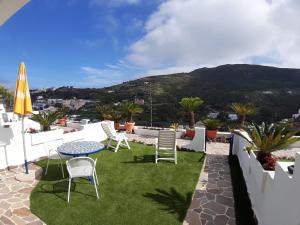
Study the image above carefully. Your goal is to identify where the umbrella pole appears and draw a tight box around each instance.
[22,116,28,174]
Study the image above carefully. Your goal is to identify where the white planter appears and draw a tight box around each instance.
[237,148,251,179]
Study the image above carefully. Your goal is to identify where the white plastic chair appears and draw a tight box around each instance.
[44,138,70,178]
[66,157,99,203]
[155,130,177,164]
[101,121,131,152]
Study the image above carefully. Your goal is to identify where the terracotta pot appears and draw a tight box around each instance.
[58,118,66,126]
[125,122,135,133]
[186,129,195,138]
[206,130,217,140]
[114,122,120,130]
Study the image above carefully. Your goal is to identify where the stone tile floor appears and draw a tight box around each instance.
[184,142,235,225]
[0,165,45,225]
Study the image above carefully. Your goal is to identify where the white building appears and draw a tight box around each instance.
[292,109,300,119]
[228,113,238,121]
[207,112,219,119]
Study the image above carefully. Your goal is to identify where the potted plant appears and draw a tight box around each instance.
[231,103,256,128]
[247,122,300,170]
[179,97,203,138]
[57,107,69,126]
[31,111,62,131]
[203,118,220,140]
[120,101,143,133]
[111,111,122,130]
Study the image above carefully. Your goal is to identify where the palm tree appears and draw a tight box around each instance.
[0,85,13,111]
[179,97,204,128]
[120,101,143,122]
[96,105,114,121]
[231,103,256,127]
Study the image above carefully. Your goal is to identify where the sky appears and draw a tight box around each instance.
[1,0,300,88]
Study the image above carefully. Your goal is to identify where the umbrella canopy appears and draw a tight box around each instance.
[13,62,32,115]
[0,0,29,26]
[13,62,32,174]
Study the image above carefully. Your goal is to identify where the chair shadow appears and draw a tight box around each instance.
[144,188,193,222]
[39,164,67,181]
[39,179,97,202]
[121,155,155,164]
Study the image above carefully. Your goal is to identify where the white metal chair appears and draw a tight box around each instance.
[66,157,99,202]
[155,130,177,164]
[101,121,131,152]
[44,139,70,178]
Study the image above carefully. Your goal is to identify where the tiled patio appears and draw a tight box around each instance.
[0,165,44,225]
[184,142,235,225]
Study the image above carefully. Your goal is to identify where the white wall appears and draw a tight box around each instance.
[0,121,107,169]
[233,132,300,225]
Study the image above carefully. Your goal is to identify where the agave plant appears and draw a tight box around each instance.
[248,122,300,165]
[179,97,204,128]
[31,111,62,131]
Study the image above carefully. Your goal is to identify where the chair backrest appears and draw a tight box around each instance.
[66,157,96,178]
[101,121,118,138]
[158,130,176,150]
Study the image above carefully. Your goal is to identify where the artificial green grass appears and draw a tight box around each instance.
[30,142,205,225]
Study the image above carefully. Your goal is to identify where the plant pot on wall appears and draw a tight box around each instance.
[206,130,217,140]
[125,122,135,133]
[58,118,66,126]
[186,128,195,138]
[114,122,120,130]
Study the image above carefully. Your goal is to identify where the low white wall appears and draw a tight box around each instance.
[0,121,107,169]
[233,132,300,225]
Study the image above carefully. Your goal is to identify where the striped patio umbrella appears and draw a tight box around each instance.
[13,62,32,174]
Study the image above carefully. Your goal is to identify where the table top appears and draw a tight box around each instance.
[57,141,105,156]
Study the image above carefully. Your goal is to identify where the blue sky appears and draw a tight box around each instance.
[0,0,160,88]
[0,0,300,88]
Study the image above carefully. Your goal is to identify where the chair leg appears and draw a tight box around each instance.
[45,158,50,175]
[67,178,72,203]
[115,139,121,152]
[155,150,158,164]
[60,160,65,178]
[93,175,99,199]
[107,139,112,149]
[124,138,131,150]
[175,151,177,164]
[94,170,99,186]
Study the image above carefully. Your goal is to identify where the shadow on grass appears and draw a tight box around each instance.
[144,188,192,222]
[229,155,257,225]
[39,164,67,181]
[121,155,155,164]
[39,179,97,201]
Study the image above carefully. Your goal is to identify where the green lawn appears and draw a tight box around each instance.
[30,142,205,225]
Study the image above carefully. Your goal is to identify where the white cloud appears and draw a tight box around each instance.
[127,0,300,75]
[81,66,124,87]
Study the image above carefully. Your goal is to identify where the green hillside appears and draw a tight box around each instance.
[31,64,300,125]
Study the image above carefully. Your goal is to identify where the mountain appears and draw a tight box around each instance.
[31,64,300,124]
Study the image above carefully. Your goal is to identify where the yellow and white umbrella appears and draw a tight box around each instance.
[13,62,32,174]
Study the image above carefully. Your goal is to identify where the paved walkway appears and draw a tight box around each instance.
[0,165,44,225]
[184,142,236,225]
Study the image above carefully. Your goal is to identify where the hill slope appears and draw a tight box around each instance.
[32,64,300,123]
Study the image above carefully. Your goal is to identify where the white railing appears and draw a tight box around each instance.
[0,120,107,169]
[232,131,300,225]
